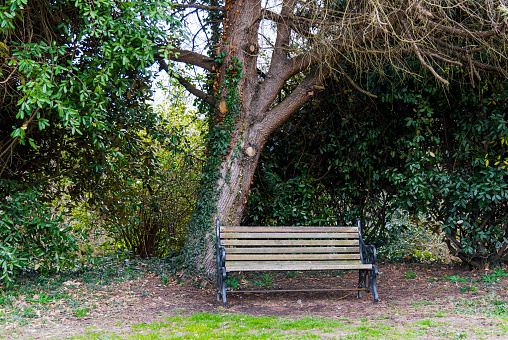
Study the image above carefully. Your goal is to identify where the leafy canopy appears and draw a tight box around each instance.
[0,0,182,282]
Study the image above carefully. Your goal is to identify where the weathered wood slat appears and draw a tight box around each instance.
[226,254,361,261]
[221,239,359,246]
[225,260,372,272]
[221,232,359,239]
[224,247,360,254]
[221,226,358,233]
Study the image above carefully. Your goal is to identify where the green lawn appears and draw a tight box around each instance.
[66,312,508,340]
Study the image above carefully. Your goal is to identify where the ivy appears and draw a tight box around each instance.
[176,54,244,276]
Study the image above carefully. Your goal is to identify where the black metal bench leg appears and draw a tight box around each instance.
[216,256,222,302]
[371,265,379,302]
[216,265,221,302]
[221,267,227,307]
[358,270,366,298]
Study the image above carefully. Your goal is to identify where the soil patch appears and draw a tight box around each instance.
[7,263,508,339]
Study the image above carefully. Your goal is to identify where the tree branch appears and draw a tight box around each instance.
[433,38,484,54]
[402,19,450,86]
[157,58,216,106]
[172,3,225,12]
[422,51,464,67]
[438,45,508,77]
[257,65,329,136]
[260,9,316,40]
[260,8,354,28]
[335,66,377,98]
[161,49,216,72]
[284,20,387,81]
[267,0,297,76]
[257,15,387,118]
[417,9,506,39]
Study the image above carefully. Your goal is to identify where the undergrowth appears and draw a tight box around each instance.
[0,251,174,326]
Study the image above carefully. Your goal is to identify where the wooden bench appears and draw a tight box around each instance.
[215,219,378,306]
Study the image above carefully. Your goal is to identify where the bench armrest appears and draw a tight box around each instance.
[216,218,226,268]
[361,244,377,264]
[357,219,377,264]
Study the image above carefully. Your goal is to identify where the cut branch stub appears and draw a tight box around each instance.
[219,99,228,114]
[245,146,255,156]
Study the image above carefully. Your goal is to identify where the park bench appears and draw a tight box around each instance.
[215,219,378,306]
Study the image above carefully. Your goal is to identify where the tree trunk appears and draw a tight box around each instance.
[175,0,364,278]
[181,0,325,279]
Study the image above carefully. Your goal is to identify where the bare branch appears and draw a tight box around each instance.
[433,38,484,54]
[440,46,508,77]
[335,66,377,98]
[260,9,316,40]
[163,49,216,72]
[157,58,216,106]
[421,15,505,39]
[0,107,40,176]
[0,65,18,84]
[285,19,388,80]
[402,19,450,86]
[172,3,224,12]
[422,51,464,67]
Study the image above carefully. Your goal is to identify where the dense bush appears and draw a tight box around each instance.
[392,78,508,267]
[245,64,508,267]
[243,74,409,234]
[0,181,77,284]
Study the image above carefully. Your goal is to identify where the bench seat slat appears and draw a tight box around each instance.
[222,239,359,246]
[224,247,360,254]
[226,254,360,261]
[225,260,372,272]
[221,226,358,233]
[221,232,359,239]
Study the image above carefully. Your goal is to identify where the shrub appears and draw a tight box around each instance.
[0,181,77,284]
[377,213,450,263]
[88,92,205,257]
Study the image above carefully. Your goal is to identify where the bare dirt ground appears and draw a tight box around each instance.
[7,262,508,339]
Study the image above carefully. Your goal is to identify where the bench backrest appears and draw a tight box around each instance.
[219,225,365,270]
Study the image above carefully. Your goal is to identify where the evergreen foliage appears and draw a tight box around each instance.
[0,0,181,281]
[245,65,508,268]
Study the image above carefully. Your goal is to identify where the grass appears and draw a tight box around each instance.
[453,293,508,317]
[66,312,422,339]
[62,311,508,339]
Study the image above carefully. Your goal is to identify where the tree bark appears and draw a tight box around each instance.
[187,0,331,278]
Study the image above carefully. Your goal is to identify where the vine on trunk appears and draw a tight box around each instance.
[175,52,243,279]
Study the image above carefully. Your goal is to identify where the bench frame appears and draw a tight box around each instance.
[216,219,378,306]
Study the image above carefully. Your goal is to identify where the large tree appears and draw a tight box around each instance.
[162,0,508,276]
